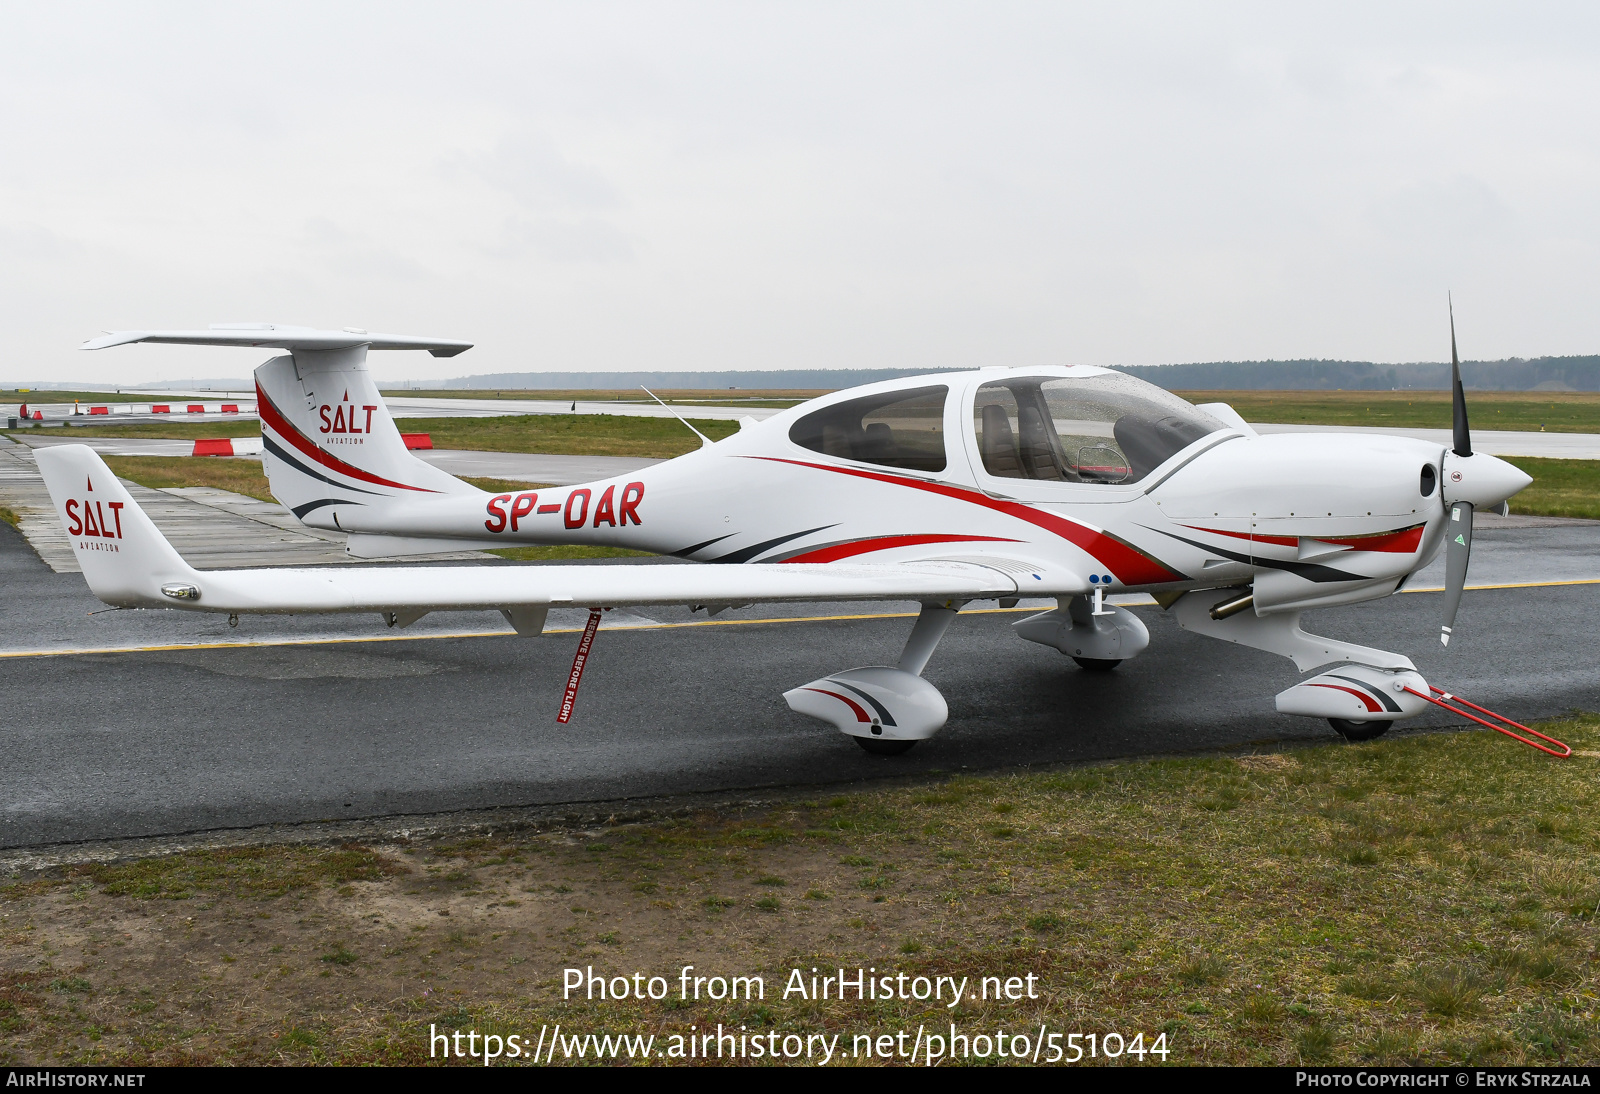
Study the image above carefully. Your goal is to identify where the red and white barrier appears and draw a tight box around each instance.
[191,437,264,457]
[186,404,205,414]
[402,433,433,450]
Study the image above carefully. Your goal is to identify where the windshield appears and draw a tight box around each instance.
[973,372,1223,484]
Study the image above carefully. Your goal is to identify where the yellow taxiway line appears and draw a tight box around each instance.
[2,578,1598,660]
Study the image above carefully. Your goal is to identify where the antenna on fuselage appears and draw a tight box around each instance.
[641,387,712,448]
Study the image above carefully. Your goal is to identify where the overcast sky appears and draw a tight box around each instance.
[4,2,1599,384]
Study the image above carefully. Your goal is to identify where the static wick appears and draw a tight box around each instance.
[557,608,605,724]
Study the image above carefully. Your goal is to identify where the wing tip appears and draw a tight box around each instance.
[80,331,142,351]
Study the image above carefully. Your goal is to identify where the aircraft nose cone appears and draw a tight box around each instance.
[1441,451,1532,508]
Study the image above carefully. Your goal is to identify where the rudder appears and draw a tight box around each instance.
[255,346,475,527]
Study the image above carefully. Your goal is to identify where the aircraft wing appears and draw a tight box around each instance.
[80,325,472,357]
[124,559,1016,614]
[35,445,1021,615]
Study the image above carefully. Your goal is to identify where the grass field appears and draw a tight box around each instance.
[102,456,276,502]
[1185,390,1600,434]
[1505,459,1600,520]
[1,715,1596,1066]
[395,415,737,458]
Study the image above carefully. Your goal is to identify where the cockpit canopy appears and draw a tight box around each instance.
[974,372,1223,484]
[785,370,1226,484]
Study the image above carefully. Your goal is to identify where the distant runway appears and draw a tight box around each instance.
[1254,423,1600,460]
[384,395,785,423]
[16,434,262,458]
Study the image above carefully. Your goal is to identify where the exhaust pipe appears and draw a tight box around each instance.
[1209,589,1254,620]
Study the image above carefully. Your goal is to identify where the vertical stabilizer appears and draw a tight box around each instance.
[255,346,476,527]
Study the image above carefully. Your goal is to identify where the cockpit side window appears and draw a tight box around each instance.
[974,374,1223,484]
[789,385,948,473]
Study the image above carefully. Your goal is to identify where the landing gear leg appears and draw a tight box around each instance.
[846,602,962,756]
[896,602,959,675]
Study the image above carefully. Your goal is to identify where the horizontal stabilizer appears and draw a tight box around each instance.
[81,324,472,357]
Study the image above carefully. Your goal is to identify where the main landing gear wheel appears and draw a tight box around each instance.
[1329,718,1390,742]
[1072,657,1122,671]
[854,737,917,756]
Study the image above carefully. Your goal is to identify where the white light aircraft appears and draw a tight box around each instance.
[45,317,1531,753]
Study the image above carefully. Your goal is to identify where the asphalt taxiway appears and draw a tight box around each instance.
[1,515,1597,849]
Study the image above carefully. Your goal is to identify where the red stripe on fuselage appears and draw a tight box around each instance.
[256,384,437,494]
[1183,523,1425,554]
[1184,525,1297,548]
[803,688,871,722]
[1308,683,1383,713]
[782,533,1017,564]
[747,456,1185,585]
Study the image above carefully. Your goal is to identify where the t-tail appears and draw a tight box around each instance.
[77,324,481,537]
[254,346,477,529]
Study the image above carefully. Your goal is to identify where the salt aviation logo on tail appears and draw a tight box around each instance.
[319,389,379,443]
[64,474,125,550]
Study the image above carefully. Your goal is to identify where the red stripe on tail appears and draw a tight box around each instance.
[255,384,437,493]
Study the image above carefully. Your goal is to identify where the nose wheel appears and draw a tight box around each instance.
[854,737,917,756]
[1329,718,1390,741]
[1072,657,1122,671]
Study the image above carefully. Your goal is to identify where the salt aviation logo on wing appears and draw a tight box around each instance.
[318,389,378,444]
[64,475,125,551]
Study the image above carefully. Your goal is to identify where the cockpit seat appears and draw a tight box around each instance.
[980,404,1022,477]
[1018,405,1066,480]
[861,422,894,461]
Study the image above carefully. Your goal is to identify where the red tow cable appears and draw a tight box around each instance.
[1402,685,1572,758]
[557,608,605,724]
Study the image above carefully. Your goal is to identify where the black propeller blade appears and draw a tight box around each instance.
[1450,294,1471,457]
[1440,500,1473,647]
[1442,293,1473,645]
